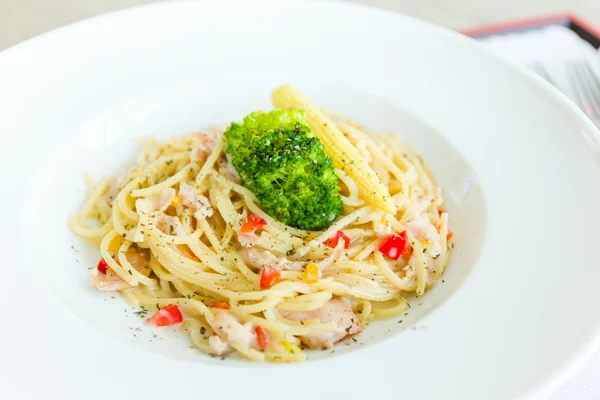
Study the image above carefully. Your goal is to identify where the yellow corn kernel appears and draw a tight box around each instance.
[108,239,120,253]
[281,340,302,354]
[171,196,181,206]
[272,84,396,214]
[303,263,319,284]
[420,239,429,246]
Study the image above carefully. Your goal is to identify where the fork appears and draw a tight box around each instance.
[567,61,600,127]
[529,61,557,87]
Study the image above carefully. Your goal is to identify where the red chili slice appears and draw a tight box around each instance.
[255,326,269,349]
[97,258,109,274]
[324,230,350,249]
[379,231,411,261]
[240,214,267,234]
[210,302,230,310]
[398,231,412,257]
[260,266,281,289]
[147,305,183,327]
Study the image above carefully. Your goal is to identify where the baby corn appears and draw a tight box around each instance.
[272,84,396,214]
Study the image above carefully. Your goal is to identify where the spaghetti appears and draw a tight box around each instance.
[70,88,452,362]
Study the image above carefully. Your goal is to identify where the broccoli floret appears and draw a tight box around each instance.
[224,109,343,231]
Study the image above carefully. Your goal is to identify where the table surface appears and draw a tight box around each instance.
[1,1,600,399]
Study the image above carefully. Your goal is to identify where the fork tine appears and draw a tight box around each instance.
[529,62,542,77]
[528,62,541,77]
[568,62,600,118]
[579,61,600,110]
[531,61,557,87]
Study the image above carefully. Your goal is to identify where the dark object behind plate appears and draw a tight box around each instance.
[462,13,600,49]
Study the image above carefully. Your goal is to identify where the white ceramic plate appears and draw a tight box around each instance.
[1,1,600,399]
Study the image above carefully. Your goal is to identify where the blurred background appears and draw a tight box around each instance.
[1,0,599,50]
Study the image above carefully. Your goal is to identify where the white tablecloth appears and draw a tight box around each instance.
[551,354,600,399]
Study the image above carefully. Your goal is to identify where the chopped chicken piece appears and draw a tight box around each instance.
[210,310,257,350]
[178,182,213,220]
[405,255,435,286]
[208,335,231,356]
[406,215,442,255]
[241,247,303,271]
[280,299,361,349]
[235,210,259,247]
[191,131,218,160]
[90,249,151,292]
[217,154,240,183]
[241,241,345,272]
[156,215,186,236]
[105,166,139,200]
[91,269,130,292]
[153,188,176,212]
